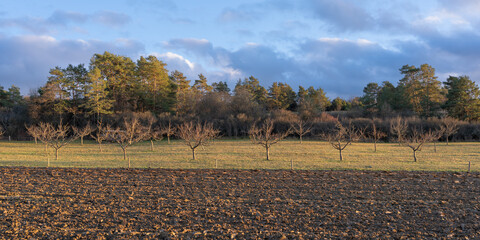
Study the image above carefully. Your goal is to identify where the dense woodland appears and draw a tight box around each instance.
[2,51,480,141]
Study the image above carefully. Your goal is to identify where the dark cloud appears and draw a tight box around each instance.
[304,0,375,31]
[163,37,421,97]
[0,35,144,94]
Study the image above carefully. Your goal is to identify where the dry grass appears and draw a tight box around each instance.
[0,139,477,172]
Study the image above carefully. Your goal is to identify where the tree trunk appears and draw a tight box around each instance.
[192,148,196,160]
[413,150,417,162]
[168,136,171,144]
[339,149,343,161]
[34,137,37,144]
[123,149,128,168]
[55,148,58,161]
[446,137,449,146]
[374,141,377,152]
[434,142,437,153]
[99,142,102,152]
[300,135,303,144]
[266,146,270,161]
[150,140,154,151]
[81,136,84,145]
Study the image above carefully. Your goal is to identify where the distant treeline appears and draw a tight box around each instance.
[1,51,480,140]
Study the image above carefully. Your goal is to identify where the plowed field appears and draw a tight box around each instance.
[0,167,479,239]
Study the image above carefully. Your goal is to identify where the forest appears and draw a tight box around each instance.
[1,51,480,141]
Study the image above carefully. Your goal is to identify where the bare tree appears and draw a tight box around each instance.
[145,116,164,151]
[90,122,110,152]
[249,119,290,161]
[25,124,39,144]
[402,128,436,162]
[72,123,93,145]
[370,120,386,152]
[390,117,408,144]
[30,123,50,152]
[177,121,220,160]
[164,120,176,144]
[107,117,149,168]
[441,117,459,145]
[34,122,78,166]
[432,126,445,153]
[324,121,362,161]
[290,119,312,144]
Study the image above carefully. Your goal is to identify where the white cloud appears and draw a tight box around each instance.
[0,35,144,94]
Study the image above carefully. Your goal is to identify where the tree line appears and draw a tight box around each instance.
[1,51,480,140]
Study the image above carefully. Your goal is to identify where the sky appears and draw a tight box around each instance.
[1,0,480,98]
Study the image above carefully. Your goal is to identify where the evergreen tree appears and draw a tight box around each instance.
[83,68,114,123]
[267,82,296,110]
[444,75,480,121]
[136,55,175,113]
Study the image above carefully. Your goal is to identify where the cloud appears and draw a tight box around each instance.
[92,11,131,28]
[0,35,144,94]
[0,17,50,34]
[0,10,131,34]
[217,8,256,23]
[304,0,374,31]
[47,10,88,25]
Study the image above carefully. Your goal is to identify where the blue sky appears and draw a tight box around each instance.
[1,0,480,98]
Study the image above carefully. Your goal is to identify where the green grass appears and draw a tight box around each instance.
[0,139,478,172]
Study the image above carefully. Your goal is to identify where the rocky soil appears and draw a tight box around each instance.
[0,167,479,239]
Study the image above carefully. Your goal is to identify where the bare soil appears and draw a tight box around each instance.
[0,167,479,239]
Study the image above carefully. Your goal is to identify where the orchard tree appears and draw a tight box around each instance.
[34,122,78,165]
[324,121,362,161]
[390,117,408,144]
[107,117,149,168]
[369,120,386,152]
[249,119,290,161]
[441,117,459,145]
[163,119,176,144]
[145,115,164,151]
[177,122,220,160]
[402,128,436,162]
[72,123,93,145]
[290,119,312,144]
[90,122,110,152]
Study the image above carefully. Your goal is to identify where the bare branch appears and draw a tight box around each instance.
[323,121,361,161]
[177,121,220,160]
[401,128,437,162]
[249,119,290,160]
[390,117,408,143]
[289,119,312,144]
[441,117,459,145]
[72,123,93,145]
[107,117,149,167]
